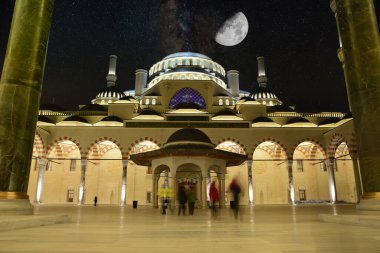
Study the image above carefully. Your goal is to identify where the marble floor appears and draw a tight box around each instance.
[0,204,379,253]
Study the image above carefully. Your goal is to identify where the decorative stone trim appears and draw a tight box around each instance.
[216,138,247,155]
[290,138,326,159]
[251,138,289,160]
[47,137,83,159]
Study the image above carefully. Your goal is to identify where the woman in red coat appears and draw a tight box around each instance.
[209,181,219,216]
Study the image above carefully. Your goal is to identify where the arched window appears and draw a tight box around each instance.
[152,98,156,105]
[169,87,206,109]
[225,99,230,106]
[145,98,150,105]
[219,99,223,106]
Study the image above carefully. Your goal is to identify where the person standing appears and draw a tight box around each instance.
[229,178,241,219]
[94,196,98,206]
[186,186,197,215]
[178,186,187,216]
[209,181,219,217]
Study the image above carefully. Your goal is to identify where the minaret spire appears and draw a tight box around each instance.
[106,55,117,87]
[257,56,268,88]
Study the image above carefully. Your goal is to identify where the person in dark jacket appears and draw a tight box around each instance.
[186,186,197,215]
[229,177,241,219]
[94,196,98,206]
[178,186,187,216]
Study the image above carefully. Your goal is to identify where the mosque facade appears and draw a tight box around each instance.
[29,52,360,207]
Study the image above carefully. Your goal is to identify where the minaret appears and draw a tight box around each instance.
[106,55,117,87]
[257,56,268,88]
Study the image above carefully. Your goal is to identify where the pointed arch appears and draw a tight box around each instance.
[251,137,289,159]
[47,137,83,159]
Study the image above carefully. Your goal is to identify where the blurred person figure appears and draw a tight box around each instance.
[229,177,242,219]
[209,181,219,217]
[186,186,197,215]
[178,185,187,216]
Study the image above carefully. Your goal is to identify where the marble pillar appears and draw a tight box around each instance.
[120,160,128,206]
[331,0,380,198]
[78,160,87,205]
[287,160,295,204]
[218,175,225,208]
[327,159,337,203]
[35,158,48,203]
[0,0,55,201]
[152,174,159,208]
[247,160,254,205]
[201,174,208,208]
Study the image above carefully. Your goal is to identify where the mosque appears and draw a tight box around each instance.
[30,52,360,208]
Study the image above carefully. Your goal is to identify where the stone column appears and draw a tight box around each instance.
[247,160,254,205]
[218,175,225,208]
[120,160,128,206]
[287,160,295,205]
[331,0,380,199]
[152,173,159,208]
[35,158,48,203]
[78,160,87,205]
[351,155,363,202]
[201,173,208,208]
[171,172,177,207]
[327,158,337,203]
[0,0,55,209]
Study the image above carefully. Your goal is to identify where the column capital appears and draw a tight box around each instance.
[81,159,87,166]
[330,0,337,13]
[122,159,128,167]
[37,157,48,167]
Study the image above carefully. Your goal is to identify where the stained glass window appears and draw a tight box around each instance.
[169,87,206,109]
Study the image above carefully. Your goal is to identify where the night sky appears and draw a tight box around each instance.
[1,1,379,111]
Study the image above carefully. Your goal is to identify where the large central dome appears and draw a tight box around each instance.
[147,52,227,89]
[163,52,212,61]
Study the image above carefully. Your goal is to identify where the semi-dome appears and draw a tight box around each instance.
[252,117,274,123]
[139,108,161,116]
[165,128,214,149]
[214,108,236,117]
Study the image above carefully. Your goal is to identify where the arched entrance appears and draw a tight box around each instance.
[252,141,288,204]
[334,142,358,203]
[177,163,202,207]
[87,140,122,205]
[293,141,329,203]
[43,140,81,204]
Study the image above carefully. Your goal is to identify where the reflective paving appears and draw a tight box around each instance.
[1,204,379,253]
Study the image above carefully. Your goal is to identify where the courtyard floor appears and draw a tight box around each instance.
[0,204,379,253]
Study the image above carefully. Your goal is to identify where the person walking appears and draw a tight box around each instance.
[178,185,187,216]
[229,177,241,219]
[94,196,98,206]
[186,186,197,215]
[209,181,219,217]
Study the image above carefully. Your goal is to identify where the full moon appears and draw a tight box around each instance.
[215,12,249,47]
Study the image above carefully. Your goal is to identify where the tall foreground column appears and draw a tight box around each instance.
[0,1,55,203]
[331,0,380,199]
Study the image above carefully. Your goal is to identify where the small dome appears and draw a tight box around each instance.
[251,86,282,106]
[165,128,214,148]
[139,108,161,116]
[214,108,236,117]
[173,102,202,110]
[96,86,126,99]
[267,105,295,113]
[79,104,107,112]
[252,117,274,123]
[40,104,66,111]
[319,117,341,125]
[100,116,123,123]
[286,117,310,124]
[63,116,89,124]
[38,115,54,124]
